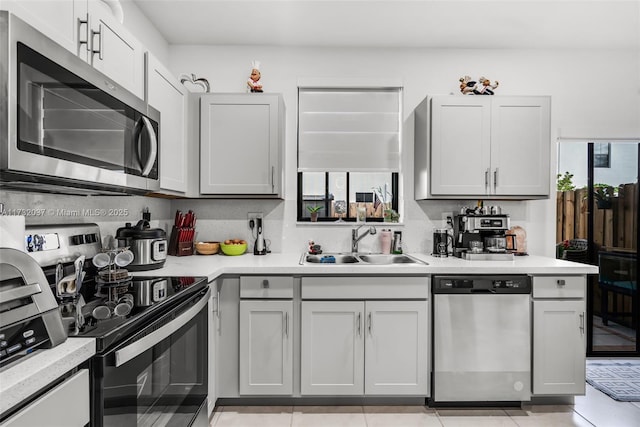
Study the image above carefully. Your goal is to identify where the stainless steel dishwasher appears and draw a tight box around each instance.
[432,275,532,404]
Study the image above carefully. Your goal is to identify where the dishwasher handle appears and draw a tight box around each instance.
[470,288,496,294]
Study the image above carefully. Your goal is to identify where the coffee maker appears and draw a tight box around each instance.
[432,229,453,257]
[452,212,515,259]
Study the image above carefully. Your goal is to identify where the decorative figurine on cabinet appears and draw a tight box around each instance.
[459,75,477,94]
[474,76,499,95]
[459,75,499,95]
[247,60,263,93]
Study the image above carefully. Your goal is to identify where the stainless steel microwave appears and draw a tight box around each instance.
[0,11,160,195]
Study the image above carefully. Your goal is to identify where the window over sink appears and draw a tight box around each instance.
[297,85,402,222]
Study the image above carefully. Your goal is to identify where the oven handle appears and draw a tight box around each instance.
[115,288,210,367]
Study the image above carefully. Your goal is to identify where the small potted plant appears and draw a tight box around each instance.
[593,184,616,209]
[306,205,323,222]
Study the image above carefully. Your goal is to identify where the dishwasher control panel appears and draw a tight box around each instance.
[432,275,532,294]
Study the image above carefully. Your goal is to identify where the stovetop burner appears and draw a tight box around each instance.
[60,275,207,352]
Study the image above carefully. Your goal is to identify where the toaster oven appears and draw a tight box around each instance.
[0,248,67,369]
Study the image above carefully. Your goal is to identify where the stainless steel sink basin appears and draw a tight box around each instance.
[300,253,427,265]
[358,254,418,264]
[304,254,360,264]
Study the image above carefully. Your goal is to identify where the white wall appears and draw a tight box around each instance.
[167,45,640,257]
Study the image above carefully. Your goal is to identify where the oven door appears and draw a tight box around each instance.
[92,288,209,427]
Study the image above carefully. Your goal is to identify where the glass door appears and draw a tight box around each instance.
[557,141,639,355]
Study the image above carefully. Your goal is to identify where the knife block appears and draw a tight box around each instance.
[168,226,194,256]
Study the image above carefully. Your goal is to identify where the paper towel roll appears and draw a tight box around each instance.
[0,216,26,251]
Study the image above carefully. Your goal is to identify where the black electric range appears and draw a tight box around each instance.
[60,275,207,353]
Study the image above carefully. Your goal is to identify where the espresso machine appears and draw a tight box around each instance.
[452,211,515,260]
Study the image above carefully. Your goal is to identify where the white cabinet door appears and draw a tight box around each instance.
[430,96,491,196]
[87,0,145,100]
[147,52,188,193]
[365,301,429,395]
[239,300,293,395]
[491,97,551,196]
[301,301,364,395]
[533,299,586,395]
[3,0,87,60]
[200,93,283,196]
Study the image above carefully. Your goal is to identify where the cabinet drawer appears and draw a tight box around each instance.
[533,276,586,299]
[2,369,89,427]
[301,276,429,300]
[240,276,293,298]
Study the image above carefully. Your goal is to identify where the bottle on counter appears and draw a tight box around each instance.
[380,229,392,254]
[392,231,403,254]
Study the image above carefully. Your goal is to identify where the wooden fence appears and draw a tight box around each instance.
[557,183,637,329]
[556,183,637,251]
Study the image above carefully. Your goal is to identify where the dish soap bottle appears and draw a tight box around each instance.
[392,231,403,254]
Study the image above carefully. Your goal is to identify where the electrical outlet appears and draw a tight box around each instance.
[441,212,453,226]
[248,212,263,230]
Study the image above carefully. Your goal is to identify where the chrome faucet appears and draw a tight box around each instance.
[351,225,377,253]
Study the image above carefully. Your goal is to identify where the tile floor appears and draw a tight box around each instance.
[209,384,640,427]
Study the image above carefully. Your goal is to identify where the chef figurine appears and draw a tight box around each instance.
[247,60,263,93]
[459,75,477,95]
[475,76,499,95]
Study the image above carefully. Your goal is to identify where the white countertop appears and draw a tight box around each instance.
[0,337,95,417]
[137,252,598,281]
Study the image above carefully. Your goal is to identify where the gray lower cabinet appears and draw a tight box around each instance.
[239,300,293,395]
[300,276,429,396]
[237,276,295,396]
[532,276,586,395]
[1,369,89,427]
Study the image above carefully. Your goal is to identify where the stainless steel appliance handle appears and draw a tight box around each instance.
[140,116,158,177]
[115,289,210,367]
[0,284,41,304]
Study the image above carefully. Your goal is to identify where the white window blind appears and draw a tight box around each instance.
[298,88,401,172]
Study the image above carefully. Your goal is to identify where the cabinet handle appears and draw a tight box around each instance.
[357,312,361,337]
[367,312,372,334]
[485,168,490,190]
[91,24,103,61]
[579,312,585,335]
[262,279,270,289]
[494,168,498,191]
[77,14,89,52]
[285,312,289,338]
[271,166,275,193]
[557,279,566,287]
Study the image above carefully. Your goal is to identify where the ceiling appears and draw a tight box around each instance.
[130,0,640,49]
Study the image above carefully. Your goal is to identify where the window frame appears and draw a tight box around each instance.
[297,172,399,223]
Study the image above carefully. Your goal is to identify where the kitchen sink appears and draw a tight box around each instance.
[300,253,427,265]
[358,254,418,264]
[304,254,360,264]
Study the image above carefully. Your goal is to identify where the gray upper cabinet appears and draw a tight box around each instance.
[415,95,551,199]
[146,52,188,195]
[200,93,284,197]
